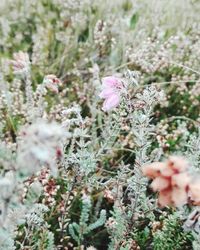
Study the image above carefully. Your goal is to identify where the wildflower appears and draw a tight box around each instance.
[42,177,60,205]
[142,156,190,207]
[43,74,62,93]
[11,51,30,75]
[99,76,123,111]
[166,156,188,173]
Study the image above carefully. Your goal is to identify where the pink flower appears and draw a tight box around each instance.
[99,76,123,111]
[43,74,62,93]
[142,156,191,207]
[166,156,188,173]
[151,176,170,191]
[158,189,172,207]
[11,51,30,75]
[142,162,166,178]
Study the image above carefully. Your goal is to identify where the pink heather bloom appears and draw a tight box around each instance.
[11,51,30,75]
[142,156,191,207]
[43,74,62,93]
[99,76,123,111]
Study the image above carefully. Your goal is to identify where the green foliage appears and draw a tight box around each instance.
[153,213,193,250]
[133,227,151,250]
[107,206,128,250]
[69,195,106,246]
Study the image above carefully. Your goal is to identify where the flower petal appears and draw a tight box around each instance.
[151,177,170,191]
[102,76,119,88]
[99,88,115,99]
[142,162,166,178]
[172,187,188,206]
[171,173,190,188]
[160,165,174,177]
[102,94,120,111]
[158,189,172,207]
[167,156,188,173]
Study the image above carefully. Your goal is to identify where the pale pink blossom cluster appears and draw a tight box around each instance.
[99,76,123,111]
[43,74,62,93]
[11,51,30,75]
[143,156,200,207]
